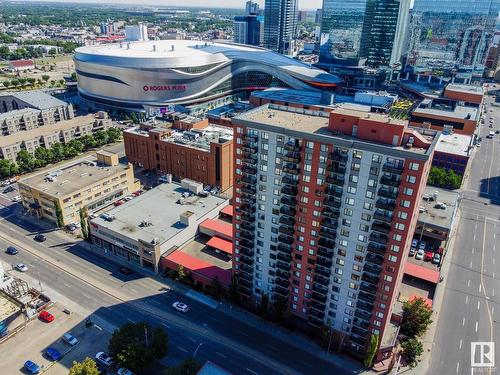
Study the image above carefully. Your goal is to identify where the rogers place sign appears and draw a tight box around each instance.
[143,85,187,92]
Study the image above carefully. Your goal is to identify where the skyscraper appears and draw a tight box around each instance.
[246,0,260,16]
[234,15,264,46]
[408,0,500,81]
[319,0,410,68]
[231,104,437,355]
[263,0,298,54]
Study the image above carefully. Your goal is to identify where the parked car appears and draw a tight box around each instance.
[95,352,113,367]
[415,249,425,260]
[419,241,426,250]
[409,248,416,257]
[411,239,418,248]
[24,360,41,374]
[428,243,435,251]
[39,310,55,323]
[46,347,62,361]
[3,185,15,193]
[63,332,79,346]
[114,200,125,207]
[15,263,28,272]
[6,246,18,255]
[424,251,434,261]
[34,234,46,242]
[66,223,78,232]
[12,195,21,202]
[432,253,442,265]
[172,302,189,313]
[132,190,142,197]
[124,195,134,201]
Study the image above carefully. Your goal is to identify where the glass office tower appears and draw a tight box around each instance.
[263,0,298,54]
[409,0,500,79]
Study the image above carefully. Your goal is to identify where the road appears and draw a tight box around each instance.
[0,204,359,375]
[428,93,500,374]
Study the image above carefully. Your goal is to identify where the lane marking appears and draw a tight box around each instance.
[127,318,136,323]
[162,323,171,329]
[479,284,482,293]
[216,351,227,358]
[493,259,496,265]
[459,339,463,350]
[246,369,258,375]
[187,336,196,343]
[468,280,471,287]
[470,260,473,268]
[472,248,475,254]
[478,301,481,310]
[462,318,465,327]
[475,321,478,333]
[493,289,495,297]
[456,362,460,374]
[177,346,188,353]
[466,295,469,304]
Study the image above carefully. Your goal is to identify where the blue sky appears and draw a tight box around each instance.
[27,0,324,10]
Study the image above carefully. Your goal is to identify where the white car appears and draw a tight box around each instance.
[63,332,79,346]
[415,249,425,260]
[172,301,189,313]
[124,195,134,201]
[11,195,21,202]
[95,352,113,367]
[117,368,135,375]
[15,263,28,272]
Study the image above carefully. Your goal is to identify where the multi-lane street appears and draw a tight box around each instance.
[428,92,500,374]
[0,201,359,375]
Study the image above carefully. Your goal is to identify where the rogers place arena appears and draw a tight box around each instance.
[74,40,341,111]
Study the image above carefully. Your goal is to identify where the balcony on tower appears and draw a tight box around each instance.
[309,308,325,322]
[282,175,298,186]
[318,237,335,249]
[242,134,258,143]
[283,163,300,175]
[242,165,257,175]
[365,252,384,266]
[378,187,398,199]
[279,216,296,227]
[359,281,378,295]
[280,206,296,217]
[314,274,329,286]
[239,247,254,258]
[284,151,301,164]
[324,187,343,198]
[238,239,254,249]
[356,300,374,314]
[239,212,256,223]
[382,162,404,174]
[239,284,252,296]
[380,176,401,187]
[322,207,340,219]
[316,256,333,268]
[277,252,292,263]
[327,162,347,174]
[284,140,301,152]
[241,145,257,154]
[239,278,253,289]
[363,263,382,276]
[375,198,396,211]
[326,176,345,187]
[275,285,289,297]
[240,222,255,232]
[315,265,331,278]
[241,184,256,195]
[239,230,255,241]
[369,233,388,246]
[278,225,294,236]
[371,221,391,235]
[275,277,290,288]
[280,196,297,207]
[239,255,254,266]
[276,269,290,280]
[319,227,337,241]
[328,151,348,163]
[361,272,380,286]
[373,210,393,223]
[323,197,342,209]
[321,217,338,230]
[281,185,298,196]
[278,233,293,244]
[358,291,376,303]
[317,246,334,259]
[277,242,293,255]
[276,261,291,272]
[310,299,326,312]
[351,325,369,338]
[240,175,257,185]
[242,154,258,166]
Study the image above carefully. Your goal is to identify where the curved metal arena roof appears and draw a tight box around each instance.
[74,40,341,110]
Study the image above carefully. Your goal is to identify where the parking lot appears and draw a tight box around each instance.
[407,236,443,270]
[0,303,111,374]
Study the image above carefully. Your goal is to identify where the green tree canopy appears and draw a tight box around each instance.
[427,166,462,190]
[41,74,50,82]
[69,357,99,375]
[16,150,37,173]
[401,338,424,368]
[401,297,433,338]
[108,322,168,373]
[0,159,18,178]
[363,334,379,368]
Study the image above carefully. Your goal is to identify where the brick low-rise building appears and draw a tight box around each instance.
[231,104,438,359]
[124,122,234,191]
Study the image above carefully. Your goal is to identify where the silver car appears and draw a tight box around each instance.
[415,249,425,260]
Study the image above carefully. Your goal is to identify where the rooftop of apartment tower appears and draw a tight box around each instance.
[234,104,438,158]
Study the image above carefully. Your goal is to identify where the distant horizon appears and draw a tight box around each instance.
[23,0,324,11]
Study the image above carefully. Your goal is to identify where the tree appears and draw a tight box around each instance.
[401,297,433,338]
[80,135,97,150]
[50,79,56,86]
[93,129,109,146]
[108,322,168,373]
[71,72,77,81]
[260,293,269,320]
[164,359,202,375]
[176,265,186,281]
[54,201,64,228]
[106,127,122,143]
[363,334,379,368]
[2,80,10,88]
[50,142,64,162]
[16,150,36,173]
[67,139,84,154]
[10,79,19,87]
[69,357,99,375]
[34,146,53,166]
[427,166,462,190]
[229,275,240,305]
[0,159,18,178]
[59,79,65,86]
[209,276,224,301]
[79,207,89,241]
[401,338,423,368]
[271,295,288,323]
[41,74,50,82]
[27,77,36,86]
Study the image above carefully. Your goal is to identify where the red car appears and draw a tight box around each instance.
[132,190,142,197]
[424,251,433,261]
[39,310,55,323]
[114,200,124,207]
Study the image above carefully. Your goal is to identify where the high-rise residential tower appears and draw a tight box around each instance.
[408,0,500,81]
[234,15,264,46]
[231,104,437,355]
[319,0,410,68]
[246,0,260,16]
[263,0,298,54]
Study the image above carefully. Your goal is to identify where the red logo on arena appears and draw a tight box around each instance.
[143,85,187,92]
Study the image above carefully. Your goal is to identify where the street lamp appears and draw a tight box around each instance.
[193,342,203,359]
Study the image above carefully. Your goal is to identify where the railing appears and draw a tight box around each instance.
[380,176,401,187]
[382,163,404,174]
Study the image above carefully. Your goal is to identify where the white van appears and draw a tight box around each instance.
[487,131,495,138]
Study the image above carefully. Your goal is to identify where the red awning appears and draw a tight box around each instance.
[200,218,233,239]
[206,236,233,255]
[220,205,233,217]
[409,294,433,308]
[404,261,440,284]
[164,250,231,286]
